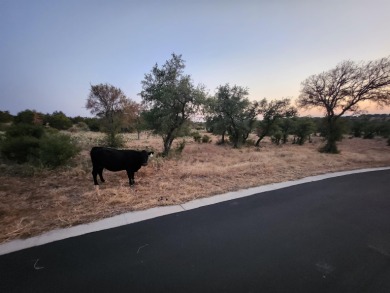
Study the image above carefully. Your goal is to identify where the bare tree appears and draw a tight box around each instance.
[297,56,390,153]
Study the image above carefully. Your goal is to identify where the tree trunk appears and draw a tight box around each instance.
[320,118,339,153]
[255,134,265,147]
[162,133,175,157]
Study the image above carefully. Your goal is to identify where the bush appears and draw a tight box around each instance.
[1,136,40,163]
[69,122,90,133]
[39,133,80,168]
[271,132,282,145]
[0,123,11,132]
[6,124,44,139]
[175,140,186,154]
[201,134,211,143]
[245,138,256,146]
[0,125,80,168]
[102,132,125,148]
[192,131,202,143]
[45,111,73,130]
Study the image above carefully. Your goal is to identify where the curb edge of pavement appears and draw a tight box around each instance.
[1,167,389,256]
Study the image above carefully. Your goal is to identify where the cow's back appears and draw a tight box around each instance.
[90,147,127,171]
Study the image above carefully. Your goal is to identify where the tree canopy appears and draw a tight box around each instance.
[255,98,297,146]
[205,84,256,147]
[140,53,206,156]
[297,56,390,153]
[86,83,138,146]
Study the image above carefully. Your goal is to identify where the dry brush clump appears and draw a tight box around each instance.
[0,132,390,244]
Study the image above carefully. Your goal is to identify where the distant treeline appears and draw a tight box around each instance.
[1,109,389,141]
[0,109,102,132]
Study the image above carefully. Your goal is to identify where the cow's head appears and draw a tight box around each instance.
[141,151,154,166]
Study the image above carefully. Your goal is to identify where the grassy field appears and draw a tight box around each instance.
[0,131,389,244]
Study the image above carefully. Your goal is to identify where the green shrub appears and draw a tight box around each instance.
[6,124,44,139]
[201,134,211,143]
[102,132,124,148]
[39,133,80,168]
[0,123,11,132]
[1,136,40,163]
[192,131,201,143]
[245,138,256,146]
[271,132,282,145]
[0,125,80,168]
[175,139,186,154]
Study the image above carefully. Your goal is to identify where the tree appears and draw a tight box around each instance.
[255,98,297,146]
[121,100,145,139]
[278,117,296,144]
[297,56,390,153]
[205,115,228,144]
[140,54,206,156]
[292,117,315,145]
[86,83,136,147]
[205,84,255,148]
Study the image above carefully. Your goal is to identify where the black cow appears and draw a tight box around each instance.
[90,147,154,187]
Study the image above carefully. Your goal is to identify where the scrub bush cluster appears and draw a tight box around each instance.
[0,124,80,168]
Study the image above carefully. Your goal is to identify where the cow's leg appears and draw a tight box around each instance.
[92,167,99,185]
[126,170,135,187]
[98,168,105,183]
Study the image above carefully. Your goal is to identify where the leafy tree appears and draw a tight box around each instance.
[140,54,206,156]
[292,117,316,145]
[255,98,297,146]
[297,56,390,153]
[205,84,257,148]
[278,117,296,144]
[206,84,256,147]
[205,115,228,144]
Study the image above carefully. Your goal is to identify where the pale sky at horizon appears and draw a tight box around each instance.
[1,0,389,118]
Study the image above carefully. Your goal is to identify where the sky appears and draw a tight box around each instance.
[1,0,389,118]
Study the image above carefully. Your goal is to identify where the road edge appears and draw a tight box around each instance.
[1,167,389,255]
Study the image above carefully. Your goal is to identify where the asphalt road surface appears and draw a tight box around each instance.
[1,170,390,293]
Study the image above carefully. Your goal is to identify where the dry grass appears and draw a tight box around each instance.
[1,132,389,244]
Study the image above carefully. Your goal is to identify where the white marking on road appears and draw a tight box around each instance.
[34,259,44,270]
[137,244,149,254]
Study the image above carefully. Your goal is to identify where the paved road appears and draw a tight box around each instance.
[1,170,390,293]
